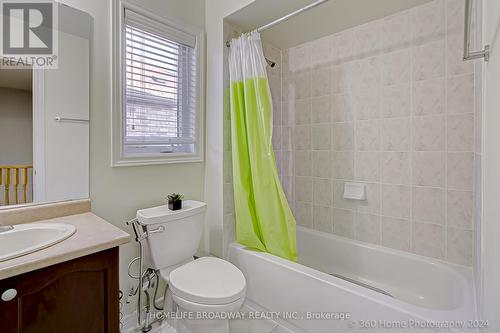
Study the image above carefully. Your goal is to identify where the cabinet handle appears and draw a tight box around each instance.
[1,288,17,301]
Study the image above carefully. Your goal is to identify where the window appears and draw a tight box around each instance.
[113,2,204,166]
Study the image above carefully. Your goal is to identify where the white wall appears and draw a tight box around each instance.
[58,0,206,316]
[481,0,500,331]
[0,88,32,165]
[41,30,90,203]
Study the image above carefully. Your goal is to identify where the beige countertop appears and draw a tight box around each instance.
[0,212,130,280]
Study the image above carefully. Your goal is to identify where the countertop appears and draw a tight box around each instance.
[0,212,130,280]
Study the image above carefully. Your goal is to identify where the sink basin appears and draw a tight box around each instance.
[0,223,76,262]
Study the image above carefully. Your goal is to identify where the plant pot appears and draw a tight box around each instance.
[168,200,182,211]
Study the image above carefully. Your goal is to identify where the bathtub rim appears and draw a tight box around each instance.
[228,227,476,323]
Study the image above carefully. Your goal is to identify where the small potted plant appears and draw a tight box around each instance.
[167,193,184,211]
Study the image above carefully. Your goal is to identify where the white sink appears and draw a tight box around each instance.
[0,223,76,262]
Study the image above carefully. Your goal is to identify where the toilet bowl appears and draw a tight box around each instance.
[162,257,246,333]
[136,201,246,333]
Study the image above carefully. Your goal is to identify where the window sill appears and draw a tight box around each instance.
[111,154,204,167]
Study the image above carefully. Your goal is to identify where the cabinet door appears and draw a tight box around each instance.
[0,248,119,333]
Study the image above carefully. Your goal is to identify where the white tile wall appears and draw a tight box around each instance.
[277,0,477,266]
[222,0,476,267]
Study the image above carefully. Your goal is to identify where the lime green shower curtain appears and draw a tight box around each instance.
[229,32,296,261]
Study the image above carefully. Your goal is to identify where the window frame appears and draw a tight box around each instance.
[112,0,204,167]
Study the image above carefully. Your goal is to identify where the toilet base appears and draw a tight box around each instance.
[163,289,243,333]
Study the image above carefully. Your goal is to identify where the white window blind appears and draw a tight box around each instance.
[123,9,197,156]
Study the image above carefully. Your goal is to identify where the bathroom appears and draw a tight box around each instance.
[0,0,499,332]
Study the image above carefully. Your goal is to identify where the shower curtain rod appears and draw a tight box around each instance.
[254,0,329,33]
[225,0,330,67]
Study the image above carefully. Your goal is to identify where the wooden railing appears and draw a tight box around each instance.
[0,165,33,206]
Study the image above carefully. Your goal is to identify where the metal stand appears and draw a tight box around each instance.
[126,218,152,332]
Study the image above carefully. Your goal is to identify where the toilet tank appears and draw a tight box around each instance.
[136,200,206,270]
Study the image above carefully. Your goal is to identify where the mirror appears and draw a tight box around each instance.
[0,3,91,208]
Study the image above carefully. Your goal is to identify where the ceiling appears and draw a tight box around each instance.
[226,0,433,49]
[0,68,32,91]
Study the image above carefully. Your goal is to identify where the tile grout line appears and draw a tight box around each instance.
[409,7,415,254]
[444,0,449,261]
[378,23,383,247]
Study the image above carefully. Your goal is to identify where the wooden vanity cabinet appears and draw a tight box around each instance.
[0,248,120,333]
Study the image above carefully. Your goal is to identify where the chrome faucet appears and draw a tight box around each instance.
[0,226,13,233]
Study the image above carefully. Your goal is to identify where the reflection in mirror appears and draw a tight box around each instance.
[0,3,91,208]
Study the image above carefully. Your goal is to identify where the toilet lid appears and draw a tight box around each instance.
[169,257,246,305]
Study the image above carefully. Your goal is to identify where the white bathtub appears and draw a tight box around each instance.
[227,227,477,333]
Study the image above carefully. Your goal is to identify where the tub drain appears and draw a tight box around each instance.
[329,273,394,298]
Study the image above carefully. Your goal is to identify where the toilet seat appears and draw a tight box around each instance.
[168,257,246,305]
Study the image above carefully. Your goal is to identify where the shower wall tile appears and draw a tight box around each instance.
[381,217,410,251]
[294,125,311,150]
[381,11,411,51]
[312,151,332,178]
[447,152,474,190]
[333,208,355,238]
[413,115,446,151]
[412,39,446,81]
[355,152,380,182]
[412,152,445,187]
[382,185,411,219]
[382,85,411,120]
[354,213,381,244]
[356,120,380,151]
[312,124,332,150]
[295,202,313,228]
[410,0,445,45]
[313,179,333,207]
[447,227,473,266]
[332,123,354,151]
[332,152,354,180]
[413,78,445,116]
[353,20,381,58]
[447,74,475,114]
[447,33,474,76]
[382,49,411,86]
[331,30,353,64]
[313,206,333,233]
[382,118,411,151]
[382,152,410,185]
[353,89,380,120]
[447,113,474,151]
[294,151,312,176]
[357,182,381,215]
[295,177,313,203]
[447,190,473,229]
[312,96,332,123]
[331,93,353,122]
[330,64,352,93]
[310,35,334,68]
[254,0,479,266]
[294,100,311,125]
[446,0,466,34]
[311,67,332,97]
[413,222,445,259]
[412,187,445,224]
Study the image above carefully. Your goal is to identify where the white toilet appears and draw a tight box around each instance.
[136,200,246,333]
